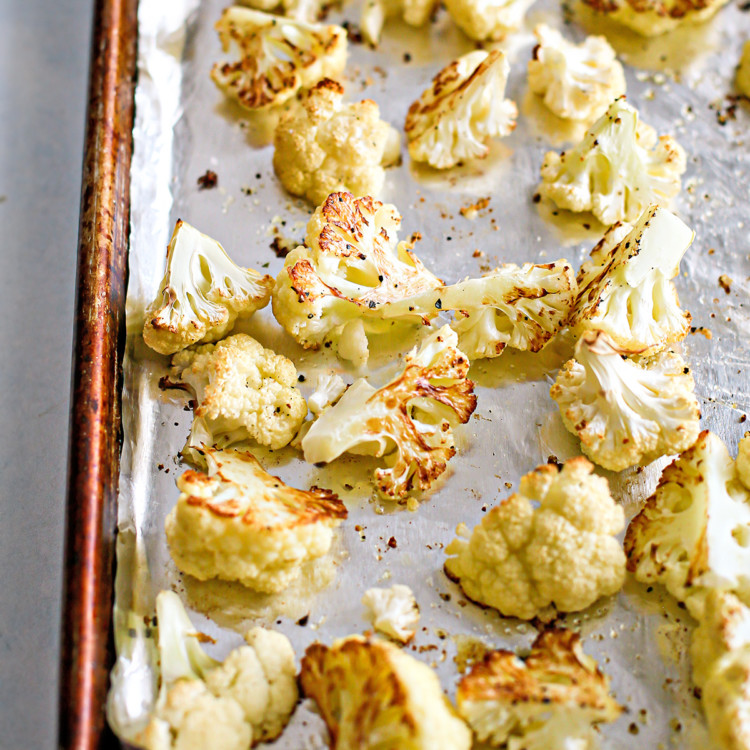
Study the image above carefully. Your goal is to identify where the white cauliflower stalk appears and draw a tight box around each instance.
[272,192,442,366]
[444,456,626,620]
[170,334,308,455]
[550,330,700,471]
[457,629,623,749]
[571,205,694,355]
[210,7,347,110]
[528,25,626,123]
[405,50,517,170]
[362,584,420,643]
[300,636,473,749]
[625,431,750,620]
[360,0,436,45]
[135,591,298,749]
[142,221,273,356]
[538,98,686,225]
[302,326,477,500]
[444,0,537,41]
[738,42,750,98]
[165,446,347,592]
[273,79,400,206]
[582,0,729,36]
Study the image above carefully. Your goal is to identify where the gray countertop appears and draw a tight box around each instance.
[0,1,94,747]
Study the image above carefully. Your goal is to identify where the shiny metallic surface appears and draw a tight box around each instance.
[111,0,750,747]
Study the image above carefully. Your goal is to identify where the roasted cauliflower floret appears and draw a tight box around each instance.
[235,0,326,23]
[444,457,626,620]
[528,25,626,123]
[457,630,623,748]
[142,220,273,356]
[405,50,517,170]
[360,0,436,45]
[170,334,307,454]
[273,79,400,205]
[301,326,477,501]
[703,646,750,750]
[307,373,347,415]
[210,7,346,110]
[362,584,420,643]
[272,192,442,366]
[550,330,700,471]
[571,205,694,355]
[738,42,750,98]
[624,431,750,620]
[581,0,729,36]
[538,98,686,225]
[444,0,537,41]
[165,446,346,593]
[136,591,298,749]
[300,636,473,750]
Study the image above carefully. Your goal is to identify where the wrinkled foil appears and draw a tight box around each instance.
[109,0,750,746]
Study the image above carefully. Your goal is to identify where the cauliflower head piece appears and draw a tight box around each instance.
[405,50,517,170]
[457,629,623,749]
[234,0,327,23]
[582,0,729,36]
[210,7,346,110]
[272,191,443,366]
[528,25,626,123]
[738,42,750,98]
[301,326,477,500]
[571,205,694,355]
[142,220,274,356]
[444,456,626,620]
[170,333,308,454]
[360,0,437,45]
[624,431,750,620]
[550,330,700,471]
[300,636,473,750]
[165,446,347,592]
[362,584,420,643]
[538,98,686,225]
[702,648,750,750]
[444,0,537,41]
[273,79,400,205]
[136,591,298,749]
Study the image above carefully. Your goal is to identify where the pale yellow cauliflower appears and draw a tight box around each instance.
[235,0,327,23]
[738,42,750,98]
[300,636,473,749]
[170,333,307,456]
[528,25,626,123]
[165,446,347,592]
[362,584,420,643]
[538,98,686,225]
[444,0,537,41]
[273,79,400,205]
[405,50,517,170]
[142,220,273,356]
[360,0,437,45]
[625,431,750,620]
[457,629,623,748]
[210,7,347,110]
[444,457,626,620]
[550,330,700,471]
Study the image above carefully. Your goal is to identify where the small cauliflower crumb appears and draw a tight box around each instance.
[362,584,420,643]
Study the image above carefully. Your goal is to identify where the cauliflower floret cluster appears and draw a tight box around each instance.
[444,456,626,620]
[362,584,420,643]
[550,330,700,471]
[738,42,750,98]
[300,636,473,749]
[624,431,750,620]
[360,0,436,45]
[273,80,400,205]
[165,446,347,592]
[210,7,347,110]
[528,24,626,123]
[582,0,729,36]
[170,333,308,455]
[302,326,477,501]
[405,50,517,170]
[136,591,298,749]
[143,220,274,356]
[457,629,622,748]
[444,0,537,41]
[538,98,686,225]
[272,191,442,366]
[571,205,694,355]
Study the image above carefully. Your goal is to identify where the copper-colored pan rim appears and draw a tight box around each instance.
[59,0,139,747]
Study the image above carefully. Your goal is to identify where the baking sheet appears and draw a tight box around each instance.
[109,0,750,746]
